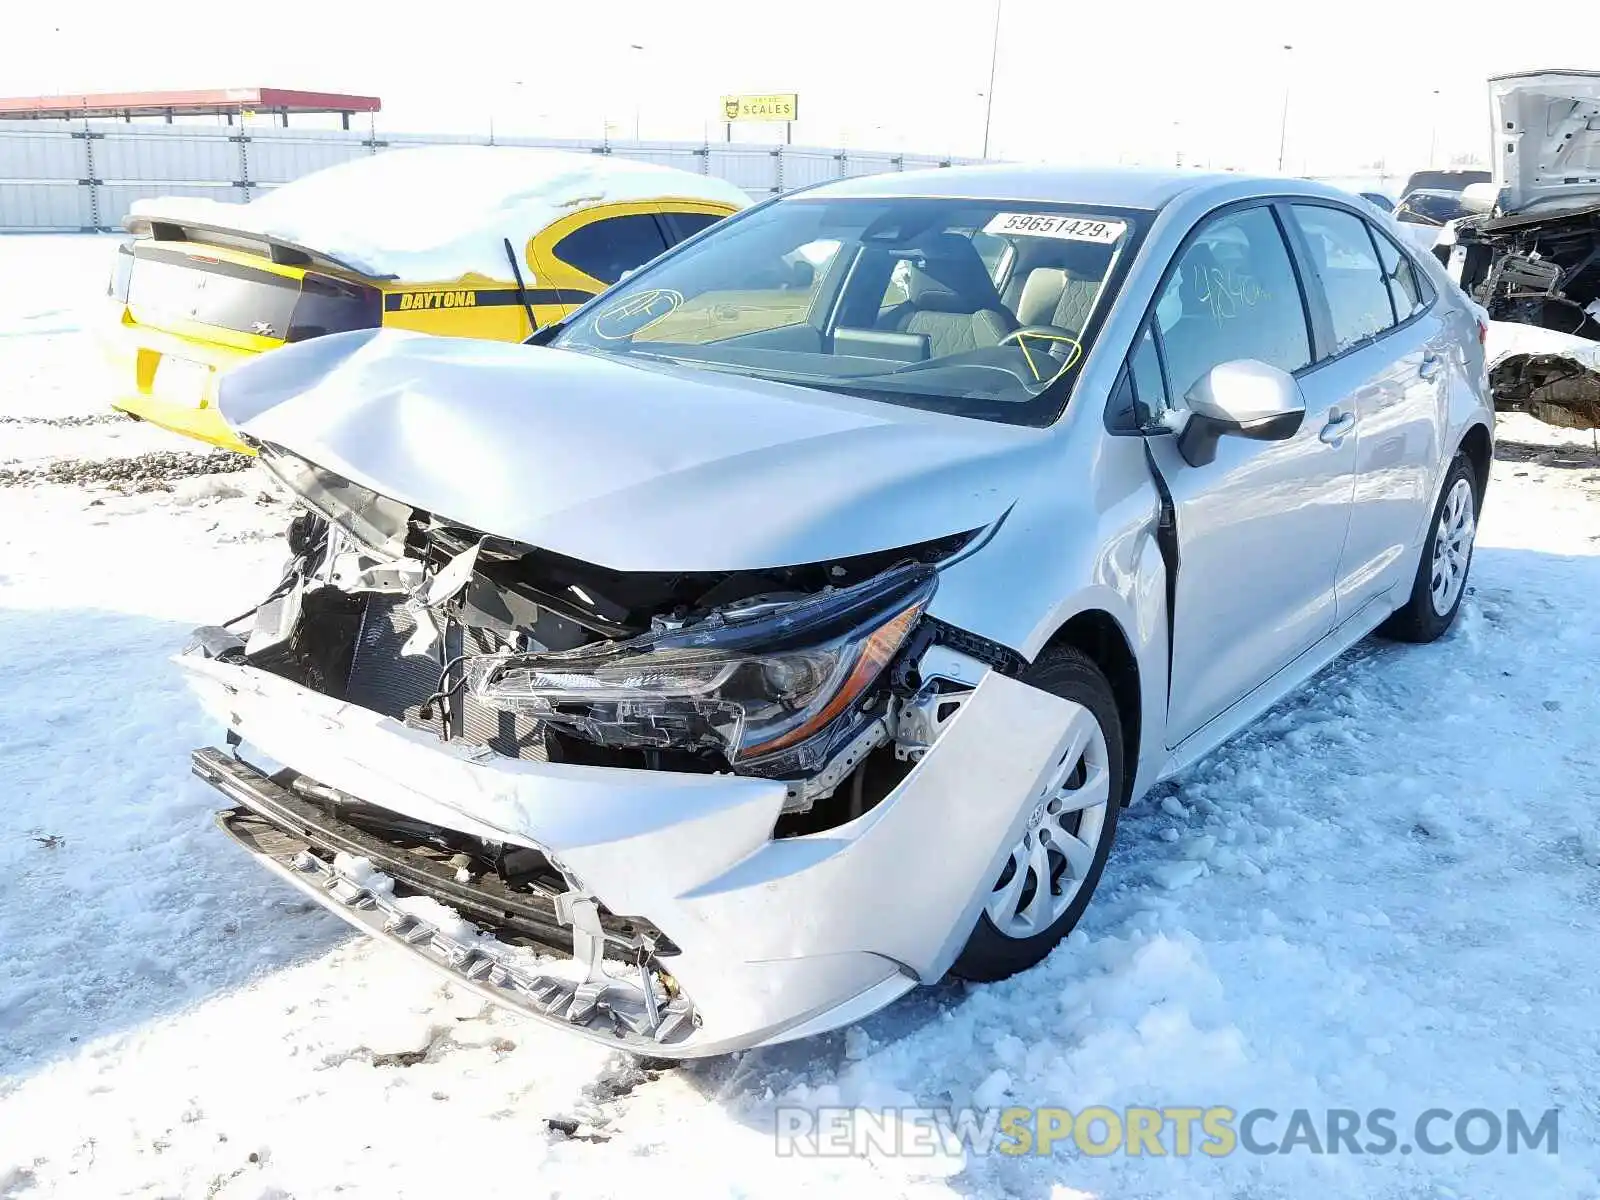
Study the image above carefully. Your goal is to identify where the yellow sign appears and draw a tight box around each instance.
[720,93,799,123]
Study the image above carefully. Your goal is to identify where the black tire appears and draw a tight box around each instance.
[1377,453,1480,644]
[950,645,1124,983]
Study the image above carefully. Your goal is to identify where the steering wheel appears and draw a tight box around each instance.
[999,324,1073,346]
[998,325,1084,382]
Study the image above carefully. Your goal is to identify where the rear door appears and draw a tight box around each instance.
[1282,202,1445,618]
[1140,203,1359,745]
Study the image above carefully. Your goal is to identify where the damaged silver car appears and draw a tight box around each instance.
[183,166,1494,1056]
[1445,69,1600,428]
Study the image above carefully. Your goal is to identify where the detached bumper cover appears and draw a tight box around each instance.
[181,651,1084,1055]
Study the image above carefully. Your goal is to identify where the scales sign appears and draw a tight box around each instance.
[721,94,799,122]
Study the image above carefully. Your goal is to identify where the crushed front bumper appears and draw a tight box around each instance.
[181,650,1084,1056]
[204,752,699,1050]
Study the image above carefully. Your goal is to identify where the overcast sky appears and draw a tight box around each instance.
[3,0,1595,175]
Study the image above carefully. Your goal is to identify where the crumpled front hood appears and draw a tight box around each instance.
[219,329,1046,572]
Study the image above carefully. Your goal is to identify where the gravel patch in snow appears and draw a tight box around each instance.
[0,449,255,491]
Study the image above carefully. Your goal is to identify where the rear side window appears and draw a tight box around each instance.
[1290,204,1396,353]
[552,214,669,285]
[1154,206,1312,402]
[971,230,1010,282]
[1372,228,1429,323]
[660,211,724,244]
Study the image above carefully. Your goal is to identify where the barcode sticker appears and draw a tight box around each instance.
[983,213,1126,244]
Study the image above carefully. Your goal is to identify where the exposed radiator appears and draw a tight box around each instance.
[344,595,549,762]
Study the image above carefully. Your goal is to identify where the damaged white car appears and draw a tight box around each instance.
[183,166,1494,1056]
[1446,69,1600,428]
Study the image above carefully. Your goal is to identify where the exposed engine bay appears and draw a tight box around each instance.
[1457,208,1600,430]
[226,443,992,812]
[1451,205,1600,341]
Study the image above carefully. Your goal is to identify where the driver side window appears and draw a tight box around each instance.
[1154,206,1312,404]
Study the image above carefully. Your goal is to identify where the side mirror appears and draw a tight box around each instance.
[1177,359,1305,467]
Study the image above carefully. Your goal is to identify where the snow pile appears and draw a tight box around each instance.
[129,146,751,282]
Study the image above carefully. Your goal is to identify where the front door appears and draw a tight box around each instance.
[1141,204,1359,745]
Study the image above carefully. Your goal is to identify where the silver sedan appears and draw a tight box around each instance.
[185,165,1493,1056]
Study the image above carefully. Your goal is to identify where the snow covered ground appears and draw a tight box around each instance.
[1,235,1598,1199]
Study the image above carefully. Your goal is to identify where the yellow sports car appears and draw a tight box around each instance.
[102,145,748,452]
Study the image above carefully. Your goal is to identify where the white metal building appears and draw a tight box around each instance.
[0,120,974,233]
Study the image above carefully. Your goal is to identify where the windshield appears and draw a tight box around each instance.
[550,195,1143,425]
[1396,191,1473,227]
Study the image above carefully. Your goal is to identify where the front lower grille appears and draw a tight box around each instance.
[195,747,677,957]
[344,595,550,761]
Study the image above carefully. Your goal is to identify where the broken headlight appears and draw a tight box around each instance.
[469,562,935,767]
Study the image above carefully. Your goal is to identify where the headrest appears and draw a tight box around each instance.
[1016,267,1071,326]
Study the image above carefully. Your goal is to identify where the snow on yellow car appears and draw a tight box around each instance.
[102,146,748,452]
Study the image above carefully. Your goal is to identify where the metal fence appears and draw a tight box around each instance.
[0,120,975,232]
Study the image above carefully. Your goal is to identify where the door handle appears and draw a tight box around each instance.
[1418,353,1443,381]
[1320,413,1357,444]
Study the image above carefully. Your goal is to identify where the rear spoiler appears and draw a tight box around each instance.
[121,209,395,281]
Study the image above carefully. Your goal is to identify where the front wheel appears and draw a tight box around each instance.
[1378,453,1480,643]
[950,646,1123,983]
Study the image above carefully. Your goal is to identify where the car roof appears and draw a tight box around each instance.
[803,164,1344,212]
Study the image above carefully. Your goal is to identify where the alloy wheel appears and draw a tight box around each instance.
[983,706,1112,939]
[1430,477,1477,616]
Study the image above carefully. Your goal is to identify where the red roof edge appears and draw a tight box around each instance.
[0,88,382,117]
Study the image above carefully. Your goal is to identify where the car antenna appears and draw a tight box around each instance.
[502,237,539,336]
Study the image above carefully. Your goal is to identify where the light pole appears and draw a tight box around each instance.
[1276,43,1293,172]
[488,80,524,145]
[630,43,645,141]
[981,0,1002,158]
[1428,88,1441,167]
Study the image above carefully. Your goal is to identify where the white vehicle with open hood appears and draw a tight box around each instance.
[1446,69,1600,429]
[183,165,1493,1055]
